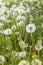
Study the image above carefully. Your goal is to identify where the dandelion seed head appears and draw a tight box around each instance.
[31,59,42,65]
[18,60,30,65]
[0,55,6,64]
[19,51,26,58]
[35,43,43,51]
[26,23,36,33]
[4,28,12,35]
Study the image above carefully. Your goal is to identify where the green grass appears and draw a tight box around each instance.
[0,0,43,65]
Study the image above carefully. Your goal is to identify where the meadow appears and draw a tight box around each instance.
[0,0,43,65]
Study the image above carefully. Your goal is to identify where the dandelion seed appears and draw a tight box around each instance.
[26,7,30,13]
[12,51,19,57]
[18,60,30,65]
[16,15,25,21]
[4,28,12,35]
[0,22,4,27]
[35,43,43,51]
[19,40,28,49]
[17,21,24,27]
[0,15,7,21]
[37,39,42,44]
[11,25,16,30]
[19,51,26,58]
[31,59,42,65]
[26,23,36,33]
[0,55,6,64]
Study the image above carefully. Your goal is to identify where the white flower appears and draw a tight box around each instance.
[19,40,28,49]
[11,25,16,30]
[4,29,12,35]
[26,23,36,33]
[19,51,26,58]
[26,7,30,13]
[0,6,6,16]
[0,55,6,64]
[14,4,25,14]
[31,59,42,65]
[0,22,4,27]
[16,15,25,21]
[37,39,42,44]
[10,4,17,11]
[35,43,43,51]
[17,21,24,27]
[6,20,11,23]
[18,60,30,65]
[17,8,24,14]
[35,39,43,51]
[0,15,7,21]
[12,51,19,57]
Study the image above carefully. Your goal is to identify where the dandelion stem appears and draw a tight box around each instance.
[30,33,36,65]
[30,33,34,51]
[38,50,40,59]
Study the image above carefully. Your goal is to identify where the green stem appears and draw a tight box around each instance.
[30,33,36,65]
[38,50,40,59]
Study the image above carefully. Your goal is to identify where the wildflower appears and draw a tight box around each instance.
[11,25,16,30]
[19,51,26,58]
[35,39,43,51]
[35,43,43,51]
[18,60,30,65]
[0,55,6,64]
[17,21,24,27]
[12,51,26,58]
[17,7,24,14]
[19,40,28,49]
[31,59,42,65]
[0,15,7,21]
[37,39,42,44]
[26,7,30,13]
[4,28,12,35]
[6,20,11,23]
[10,4,17,11]
[16,15,25,21]
[0,6,6,16]
[0,22,4,27]
[12,51,19,57]
[26,23,36,33]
